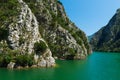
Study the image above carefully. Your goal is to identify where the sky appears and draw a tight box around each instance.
[59,0,120,36]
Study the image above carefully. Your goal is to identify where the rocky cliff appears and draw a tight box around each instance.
[0,0,91,68]
[90,9,120,52]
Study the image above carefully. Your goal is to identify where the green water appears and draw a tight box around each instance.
[0,52,120,80]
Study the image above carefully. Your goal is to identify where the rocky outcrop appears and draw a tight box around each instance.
[90,9,120,52]
[38,49,55,67]
[0,0,91,68]
[7,62,15,69]
[24,0,91,59]
[8,0,41,53]
[0,0,55,68]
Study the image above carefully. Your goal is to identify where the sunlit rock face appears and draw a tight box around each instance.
[0,0,55,68]
[23,0,91,59]
[0,0,91,68]
[90,9,120,52]
[8,0,41,53]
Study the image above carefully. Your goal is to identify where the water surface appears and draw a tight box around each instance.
[0,52,120,80]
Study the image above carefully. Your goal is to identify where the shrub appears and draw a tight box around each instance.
[0,50,34,67]
[0,27,8,41]
[19,37,25,45]
[34,41,47,55]
[15,54,34,67]
[0,54,12,67]
[0,0,20,26]
[68,48,76,55]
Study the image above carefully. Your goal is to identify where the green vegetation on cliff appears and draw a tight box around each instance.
[0,0,91,68]
[34,41,48,55]
[0,0,19,24]
[0,0,20,41]
[0,50,34,67]
[23,0,91,59]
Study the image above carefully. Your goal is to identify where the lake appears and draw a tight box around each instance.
[0,52,120,80]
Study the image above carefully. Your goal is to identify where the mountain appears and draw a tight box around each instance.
[0,0,91,69]
[88,35,94,42]
[90,9,120,52]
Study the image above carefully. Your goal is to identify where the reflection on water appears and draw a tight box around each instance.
[0,52,120,80]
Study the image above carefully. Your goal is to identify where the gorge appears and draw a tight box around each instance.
[1,0,120,80]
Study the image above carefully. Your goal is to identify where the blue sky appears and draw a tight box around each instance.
[59,0,120,36]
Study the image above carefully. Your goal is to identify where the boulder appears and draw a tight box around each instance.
[7,62,15,69]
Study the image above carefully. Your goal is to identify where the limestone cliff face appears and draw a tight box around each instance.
[0,0,55,68]
[0,0,91,68]
[8,0,41,53]
[24,0,91,59]
[90,9,120,52]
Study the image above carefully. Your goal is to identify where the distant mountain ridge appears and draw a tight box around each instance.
[90,8,120,52]
[88,35,94,42]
